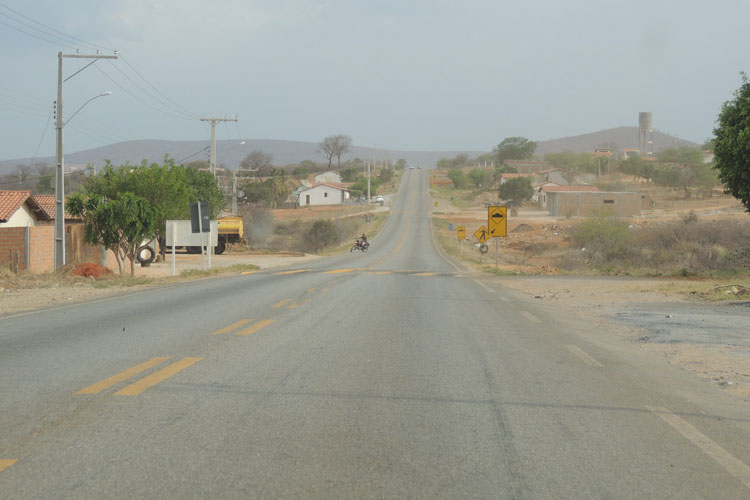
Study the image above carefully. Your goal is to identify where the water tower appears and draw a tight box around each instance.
[639,112,654,157]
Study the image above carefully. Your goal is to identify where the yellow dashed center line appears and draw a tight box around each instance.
[241,270,259,275]
[287,298,310,309]
[236,319,275,336]
[75,357,172,395]
[368,271,392,275]
[115,357,203,396]
[273,269,312,275]
[0,459,18,472]
[412,272,437,276]
[271,298,293,309]
[324,268,355,274]
[211,319,254,335]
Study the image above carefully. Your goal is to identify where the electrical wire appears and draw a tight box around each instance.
[0,17,77,49]
[0,2,113,51]
[93,65,192,121]
[104,59,194,120]
[30,107,53,163]
[119,54,198,119]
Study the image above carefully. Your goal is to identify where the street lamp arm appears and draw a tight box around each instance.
[63,92,111,127]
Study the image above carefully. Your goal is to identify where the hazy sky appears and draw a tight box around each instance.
[1,0,748,161]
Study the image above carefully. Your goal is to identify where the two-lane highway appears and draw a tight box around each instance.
[2,169,750,498]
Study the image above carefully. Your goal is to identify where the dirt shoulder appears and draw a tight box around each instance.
[0,251,319,317]
[488,275,750,401]
[427,176,750,402]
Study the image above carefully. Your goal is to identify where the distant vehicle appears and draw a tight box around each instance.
[417,166,422,169]
[374,195,384,203]
[409,166,415,169]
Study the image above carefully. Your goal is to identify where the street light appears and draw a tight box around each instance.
[63,91,111,127]
[55,51,118,269]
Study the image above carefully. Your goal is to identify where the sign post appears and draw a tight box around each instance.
[457,226,466,254]
[487,206,508,271]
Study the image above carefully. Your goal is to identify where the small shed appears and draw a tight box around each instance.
[547,191,643,217]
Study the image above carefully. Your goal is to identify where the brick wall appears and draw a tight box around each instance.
[28,226,54,273]
[548,192,642,217]
[0,224,111,274]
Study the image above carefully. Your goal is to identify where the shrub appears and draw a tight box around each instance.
[571,214,631,264]
[306,219,338,252]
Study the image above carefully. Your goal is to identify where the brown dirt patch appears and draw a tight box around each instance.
[71,263,112,278]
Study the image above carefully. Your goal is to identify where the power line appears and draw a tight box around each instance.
[31,107,53,163]
[119,54,197,119]
[0,2,112,51]
[104,59,194,120]
[93,64,193,121]
[0,17,77,49]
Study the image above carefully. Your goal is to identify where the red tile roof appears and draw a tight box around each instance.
[32,194,56,219]
[0,190,32,222]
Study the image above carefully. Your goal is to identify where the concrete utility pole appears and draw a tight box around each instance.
[367,161,371,204]
[55,51,118,269]
[200,116,238,176]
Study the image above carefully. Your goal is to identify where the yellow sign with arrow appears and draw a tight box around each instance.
[488,205,507,237]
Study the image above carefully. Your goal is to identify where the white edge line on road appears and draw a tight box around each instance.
[473,279,495,293]
[520,311,541,323]
[564,344,604,368]
[647,406,750,491]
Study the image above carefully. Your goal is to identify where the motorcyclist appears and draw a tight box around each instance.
[359,233,367,248]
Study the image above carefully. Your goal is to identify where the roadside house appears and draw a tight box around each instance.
[297,183,350,207]
[0,190,53,227]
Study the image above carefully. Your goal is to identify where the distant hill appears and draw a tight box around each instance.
[534,126,698,156]
[0,127,699,175]
[0,139,484,176]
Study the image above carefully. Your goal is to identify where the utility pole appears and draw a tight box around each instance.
[200,116,238,176]
[55,51,118,269]
[367,161,371,204]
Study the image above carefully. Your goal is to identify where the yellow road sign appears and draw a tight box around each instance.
[473,226,489,244]
[488,205,507,237]
[457,226,466,240]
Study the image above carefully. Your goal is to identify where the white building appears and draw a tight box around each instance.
[0,190,52,227]
[297,183,350,207]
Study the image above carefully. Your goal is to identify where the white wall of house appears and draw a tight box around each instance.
[0,204,36,227]
[298,185,346,206]
[314,171,342,184]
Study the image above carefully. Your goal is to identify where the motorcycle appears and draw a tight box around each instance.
[350,239,370,252]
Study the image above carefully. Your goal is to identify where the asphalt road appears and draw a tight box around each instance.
[2,169,750,499]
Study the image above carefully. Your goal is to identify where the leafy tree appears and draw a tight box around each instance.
[499,177,533,205]
[241,181,274,204]
[447,168,470,189]
[379,167,394,184]
[341,168,359,182]
[656,147,705,199]
[713,73,750,211]
[467,168,491,188]
[184,166,225,217]
[494,137,536,162]
[292,166,309,177]
[240,151,273,176]
[318,135,352,168]
[395,158,407,170]
[67,192,156,276]
[35,164,55,194]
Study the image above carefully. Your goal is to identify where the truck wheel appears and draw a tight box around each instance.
[215,239,226,255]
[137,246,156,265]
